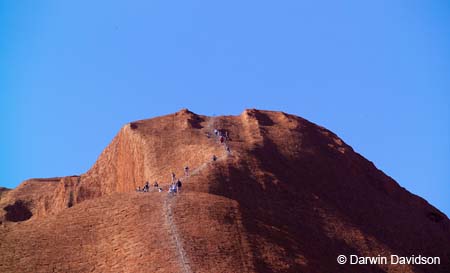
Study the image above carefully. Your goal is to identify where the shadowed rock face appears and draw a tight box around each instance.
[4,200,32,222]
[0,109,449,273]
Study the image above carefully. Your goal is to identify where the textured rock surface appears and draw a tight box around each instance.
[0,109,449,273]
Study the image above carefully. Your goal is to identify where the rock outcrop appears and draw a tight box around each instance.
[0,109,448,273]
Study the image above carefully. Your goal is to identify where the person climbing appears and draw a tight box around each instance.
[225,131,229,140]
[220,136,224,144]
[176,179,182,193]
[153,181,159,188]
[137,186,141,192]
[184,166,189,176]
[143,181,150,192]
[171,172,176,183]
[158,187,163,192]
[212,155,217,161]
[226,145,231,154]
[169,183,177,194]
[214,129,218,136]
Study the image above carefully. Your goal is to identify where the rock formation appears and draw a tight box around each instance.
[0,109,448,273]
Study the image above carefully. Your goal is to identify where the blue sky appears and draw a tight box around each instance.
[1,0,449,215]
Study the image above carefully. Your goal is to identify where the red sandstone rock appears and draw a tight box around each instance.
[0,109,448,273]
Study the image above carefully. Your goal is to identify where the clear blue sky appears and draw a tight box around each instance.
[1,1,449,215]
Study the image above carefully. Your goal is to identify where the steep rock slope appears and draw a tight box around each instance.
[0,109,448,273]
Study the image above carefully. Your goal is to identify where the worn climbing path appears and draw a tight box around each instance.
[163,196,192,273]
[161,120,231,273]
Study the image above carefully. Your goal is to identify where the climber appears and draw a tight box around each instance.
[220,136,225,144]
[171,172,176,183]
[184,166,189,176]
[153,181,159,188]
[214,129,218,136]
[226,145,231,154]
[212,155,217,161]
[169,183,177,194]
[143,181,150,192]
[158,187,163,192]
[176,179,182,193]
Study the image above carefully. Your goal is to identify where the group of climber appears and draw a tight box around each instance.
[136,181,162,193]
[168,171,184,195]
[211,128,231,161]
[213,128,230,142]
[135,125,233,195]
[136,167,187,194]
